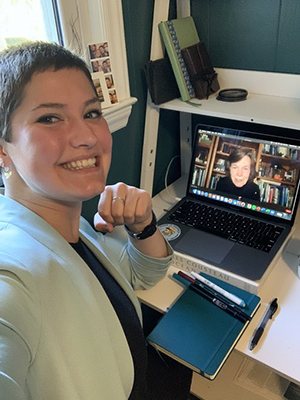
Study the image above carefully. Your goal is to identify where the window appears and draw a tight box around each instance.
[0,0,136,132]
[0,0,59,50]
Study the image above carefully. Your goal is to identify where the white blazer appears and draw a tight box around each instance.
[0,195,172,400]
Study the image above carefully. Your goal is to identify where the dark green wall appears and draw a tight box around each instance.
[114,0,180,196]
[82,0,300,223]
[191,0,300,73]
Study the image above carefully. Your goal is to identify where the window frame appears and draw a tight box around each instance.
[56,0,137,133]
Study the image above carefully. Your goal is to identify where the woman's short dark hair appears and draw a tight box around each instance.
[0,41,96,142]
[225,147,257,181]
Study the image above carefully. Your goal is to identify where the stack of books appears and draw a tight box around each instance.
[158,16,219,101]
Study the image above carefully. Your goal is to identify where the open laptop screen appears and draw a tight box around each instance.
[188,123,300,223]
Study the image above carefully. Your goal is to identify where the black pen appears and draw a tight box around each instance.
[249,298,278,351]
[189,283,250,323]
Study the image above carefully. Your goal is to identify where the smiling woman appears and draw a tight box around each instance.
[0,42,176,400]
[5,68,112,212]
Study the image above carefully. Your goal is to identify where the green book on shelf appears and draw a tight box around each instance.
[158,16,200,101]
[147,273,261,380]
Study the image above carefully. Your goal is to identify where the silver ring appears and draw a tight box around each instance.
[112,196,125,205]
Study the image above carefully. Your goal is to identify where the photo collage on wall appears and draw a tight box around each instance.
[88,41,119,108]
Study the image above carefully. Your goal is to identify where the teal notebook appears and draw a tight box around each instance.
[147,273,261,380]
[158,16,200,101]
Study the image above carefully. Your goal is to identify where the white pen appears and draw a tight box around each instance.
[190,271,246,308]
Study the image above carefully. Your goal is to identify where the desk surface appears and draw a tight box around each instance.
[136,177,300,386]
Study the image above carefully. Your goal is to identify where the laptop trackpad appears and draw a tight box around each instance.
[175,230,234,264]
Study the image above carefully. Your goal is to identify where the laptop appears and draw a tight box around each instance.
[158,119,300,281]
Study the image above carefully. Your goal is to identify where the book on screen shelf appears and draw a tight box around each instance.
[172,247,284,294]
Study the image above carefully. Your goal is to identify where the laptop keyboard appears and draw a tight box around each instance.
[167,200,284,253]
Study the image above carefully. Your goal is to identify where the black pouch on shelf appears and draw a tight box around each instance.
[144,57,180,105]
[181,42,220,100]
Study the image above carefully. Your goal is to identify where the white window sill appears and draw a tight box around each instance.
[103,96,137,133]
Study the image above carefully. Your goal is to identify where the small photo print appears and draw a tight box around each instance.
[105,75,114,89]
[91,60,103,73]
[101,58,111,73]
[93,78,104,102]
[89,42,109,60]
[109,90,118,105]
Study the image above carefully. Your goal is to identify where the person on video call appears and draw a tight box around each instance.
[216,148,260,201]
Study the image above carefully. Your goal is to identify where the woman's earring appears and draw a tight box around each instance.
[4,166,12,180]
[0,159,12,180]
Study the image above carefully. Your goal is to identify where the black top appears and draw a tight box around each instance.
[216,176,260,201]
[70,239,148,400]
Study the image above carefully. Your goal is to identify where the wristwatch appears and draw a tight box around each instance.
[124,211,157,240]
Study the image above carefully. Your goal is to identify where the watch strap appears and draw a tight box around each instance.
[124,211,157,240]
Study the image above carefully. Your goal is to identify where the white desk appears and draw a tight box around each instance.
[136,178,300,394]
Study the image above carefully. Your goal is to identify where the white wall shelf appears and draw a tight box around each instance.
[159,93,300,131]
